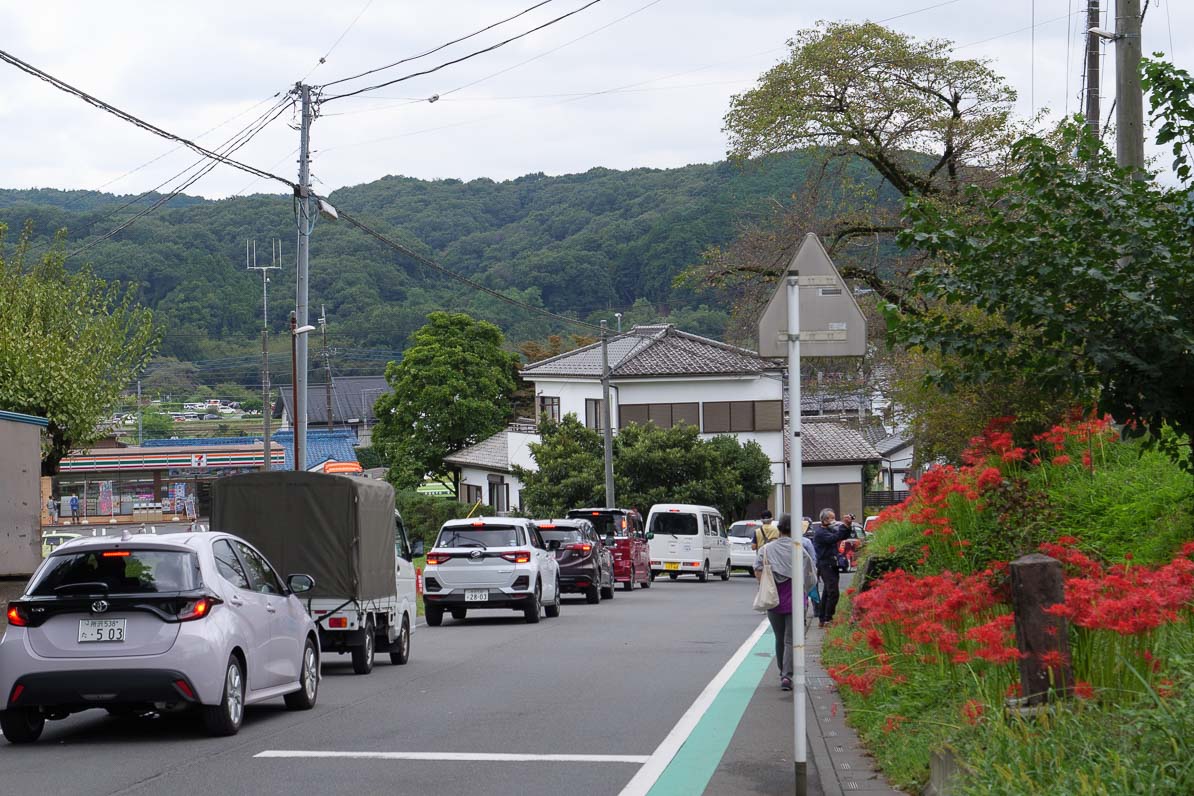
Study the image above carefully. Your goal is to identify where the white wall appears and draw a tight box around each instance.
[880,444,914,490]
[507,430,538,471]
[530,379,605,426]
[802,464,863,486]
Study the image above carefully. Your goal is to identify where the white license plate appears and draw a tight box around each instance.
[464,590,489,603]
[78,618,126,643]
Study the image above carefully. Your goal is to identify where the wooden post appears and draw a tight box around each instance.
[1010,553,1072,704]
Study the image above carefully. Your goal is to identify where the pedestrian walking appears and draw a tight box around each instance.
[69,494,79,522]
[46,496,58,525]
[754,514,815,691]
[812,508,853,627]
[753,509,779,550]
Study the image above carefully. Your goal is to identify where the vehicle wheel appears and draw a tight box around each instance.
[623,567,634,592]
[720,561,731,581]
[524,583,542,624]
[641,569,651,589]
[697,561,709,583]
[389,615,411,665]
[545,578,562,618]
[352,620,375,675]
[426,606,443,627]
[201,656,245,737]
[451,608,467,621]
[0,708,45,744]
[668,573,679,581]
[586,585,600,604]
[648,570,656,582]
[284,638,319,710]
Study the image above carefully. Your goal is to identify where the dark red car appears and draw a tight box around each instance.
[566,508,651,591]
[536,519,614,604]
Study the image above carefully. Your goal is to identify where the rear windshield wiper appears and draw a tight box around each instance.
[52,582,111,594]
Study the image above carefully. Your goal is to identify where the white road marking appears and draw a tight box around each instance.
[617,618,770,796]
[255,750,649,764]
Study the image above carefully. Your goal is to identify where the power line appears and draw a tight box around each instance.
[0,47,295,189]
[320,0,557,90]
[320,0,607,103]
[953,9,1081,50]
[301,0,377,81]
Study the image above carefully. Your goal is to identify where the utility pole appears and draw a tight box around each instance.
[319,305,334,433]
[248,239,280,470]
[785,270,807,796]
[600,320,615,508]
[1114,0,1144,173]
[1084,0,1101,137]
[136,379,143,446]
[294,83,313,471]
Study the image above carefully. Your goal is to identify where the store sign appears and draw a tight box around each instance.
[190,454,208,469]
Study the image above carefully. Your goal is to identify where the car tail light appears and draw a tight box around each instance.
[567,543,592,553]
[329,616,348,629]
[538,523,557,529]
[178,595,221,621]
[426,552,453,565]
[10,684,24,704]
[471,521,486,527]
[6,604,27,627]
[591,512,600,516]
[501,551,531,564]
[174,679,196,700]
[102,550,131,557]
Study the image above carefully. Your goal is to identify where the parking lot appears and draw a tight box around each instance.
[0,573,774,796]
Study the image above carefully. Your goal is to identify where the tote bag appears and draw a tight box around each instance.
[753,548,780,612]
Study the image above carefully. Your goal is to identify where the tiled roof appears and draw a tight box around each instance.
[443,431,510,472]
[876,433,912,456]
[271,429,359,470]
[278,376,388,425]
[801,421,882,464]
[521,325,778,379]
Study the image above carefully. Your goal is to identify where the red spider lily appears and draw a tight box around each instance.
[962,699,985,725]
[1051,454,1072,466]
[1073,681,1095,699]
[882,714,908,733]
[1039,649,1069,669]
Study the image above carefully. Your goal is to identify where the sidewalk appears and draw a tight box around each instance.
[706,620,906,796]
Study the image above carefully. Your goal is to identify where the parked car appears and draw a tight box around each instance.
[39,533,82,559]
[647,504,731,582]
[0,531,320,743]
[536,519,614,604]
[726,521,761,573]
[422,518,561,625]
[202,413,220,420]
[565,508,651,591]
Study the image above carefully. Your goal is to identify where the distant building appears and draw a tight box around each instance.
[276,375,388,446]
[0,410,48,576]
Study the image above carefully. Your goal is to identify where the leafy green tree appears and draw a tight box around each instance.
[892,114,1194,469]
[0,225,159,473]
[394,489,493,546]
[513,415,605,517]
[139,412,176,439]
[373,312,519,488]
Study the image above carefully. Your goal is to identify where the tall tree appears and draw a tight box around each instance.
[373,312,519,488]
[0,225,159,473]
[513,415,605,517]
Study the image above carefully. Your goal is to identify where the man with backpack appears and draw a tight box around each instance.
[753,510,779,550]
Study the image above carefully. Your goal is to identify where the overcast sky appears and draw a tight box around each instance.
[1,0,1190,199]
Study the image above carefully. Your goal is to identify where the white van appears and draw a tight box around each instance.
[646,504,731,582]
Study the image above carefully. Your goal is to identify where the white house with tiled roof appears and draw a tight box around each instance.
[444,325,881,519]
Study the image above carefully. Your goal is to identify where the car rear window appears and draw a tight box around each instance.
[539,529,585,544]
[29,550,201,595]
[573,512,628,537]
[728,522,758,538]
[650,513,699,535]
[436,524,524,548]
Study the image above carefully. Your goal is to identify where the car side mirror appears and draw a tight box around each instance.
[287,573,315,594]
[412,539,425,557]
[547,539,561,551]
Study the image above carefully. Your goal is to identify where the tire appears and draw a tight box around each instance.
[641,569,651,589]
[201,656,245,737]
[720,560,731,581]
[284,638,319,710]
[389,615,411,665]
[600,571,615,600]
[622,567,635,592]
[426,606,443,627]
[648,570,656,582]
[0,708,45,744]
[451,608,467,621]
[586,585,601,604]
[545,578,562,618]
[697,561,709,583]
[524,583,542,624]
[352,620,375,675]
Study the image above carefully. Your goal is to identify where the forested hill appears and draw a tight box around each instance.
[0,151,852,370]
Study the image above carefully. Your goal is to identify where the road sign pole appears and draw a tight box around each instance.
[787,269,806,796]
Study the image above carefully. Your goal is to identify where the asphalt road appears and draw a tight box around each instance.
[0,572,768,796]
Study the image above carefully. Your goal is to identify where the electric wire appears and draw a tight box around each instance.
[320,0,557,89]
[953,9,1081,50]
[320,0,607,103]
[300,0,376,82]
[0,47,295,189]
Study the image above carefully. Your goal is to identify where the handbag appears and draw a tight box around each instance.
[753,548,780,612]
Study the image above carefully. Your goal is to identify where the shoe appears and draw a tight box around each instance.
[781,677,793,691]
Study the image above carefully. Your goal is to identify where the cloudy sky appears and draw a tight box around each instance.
[1,0,1190,199]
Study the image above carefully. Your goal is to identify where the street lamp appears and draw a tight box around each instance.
[290,312,316,471]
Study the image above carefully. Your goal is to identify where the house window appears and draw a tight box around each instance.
[487,474,508,512]
[585,398,604,431]
[538,396,560,423]
[462,484,482,505]
[703,401,783,433]
[617,403,698,430]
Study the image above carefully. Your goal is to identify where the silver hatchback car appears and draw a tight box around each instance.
[0,531,320,743]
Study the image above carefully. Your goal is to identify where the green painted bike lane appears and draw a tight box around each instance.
[647,629,776,796]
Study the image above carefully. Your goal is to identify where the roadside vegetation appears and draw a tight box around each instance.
[824,417,1194,793]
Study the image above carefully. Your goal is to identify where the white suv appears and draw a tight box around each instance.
[422,518,561,626]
